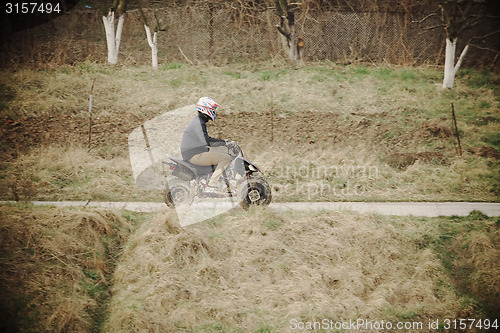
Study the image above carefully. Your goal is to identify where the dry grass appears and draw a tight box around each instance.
[429,212,500,318]
[105,208,470,332]
[1,205,497,332]
[0,205,133,332]
[1,144,160,202]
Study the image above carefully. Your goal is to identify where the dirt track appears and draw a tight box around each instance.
[7,200,500,217]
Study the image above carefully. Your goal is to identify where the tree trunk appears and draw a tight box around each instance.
[144,25,158,69]
[287,24,299,61]
[274,0,303,62]
[442,37,469,89]
[102,11,125,65]
[442,37,457,89]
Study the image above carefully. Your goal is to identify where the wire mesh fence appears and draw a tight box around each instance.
[1,5,498,68]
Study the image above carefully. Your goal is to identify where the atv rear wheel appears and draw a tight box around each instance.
[164,179,193,207]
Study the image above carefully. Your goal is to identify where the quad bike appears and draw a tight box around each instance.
[162,142,272,209]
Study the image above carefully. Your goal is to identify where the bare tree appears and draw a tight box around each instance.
[138,0,166,69]
[437,0,486,88]
[416,0,497,88]
[272,0,304,61]
[102,0,127,65]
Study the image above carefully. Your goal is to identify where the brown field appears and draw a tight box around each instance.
[1,62,498,203]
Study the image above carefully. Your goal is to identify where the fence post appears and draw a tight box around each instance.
[88,78,96,150]
[451,103,462,156]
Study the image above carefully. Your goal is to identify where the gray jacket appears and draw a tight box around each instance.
[181,113,225,161]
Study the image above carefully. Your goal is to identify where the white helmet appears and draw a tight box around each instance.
[196,97,220,121]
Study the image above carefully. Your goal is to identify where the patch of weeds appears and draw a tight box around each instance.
[262,217,283,231]
[224,71,245,79]
[377,84,390,94]
[81,269,112,332]
[96,67,110,75]
[457,296,482,317]
[121,211,148,224]
[311,74,327,82]
[260,69,287,81]
[474,115,498,126]
[50,174,71,188]
[169,77,183,88]
[399,69,417,81]
[174,320,190,331]
[206,212,229,228]
[59,67,70,75]
[384,306,421,321]
[467,210,489,221]
[480,132,500,149]
[261,71,273,81]
[352,66,369,75]
[197,321,229,333]
[254,323,275,333]
[331,71,349,81]
[0,83,16,110]
[279,94,290,103]
[304,66,330,73]
[375,67,395,80]
[161,62,183,70]
[429,214,500,318]
[193,72,209,87]
[465,69,491,88]
[381,129,399,140]
[133,72,152,82]
[82,269,106,298]
[478,101,491,109]
[78,62,96,73]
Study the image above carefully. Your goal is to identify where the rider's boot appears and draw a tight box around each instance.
[204,185,221,194]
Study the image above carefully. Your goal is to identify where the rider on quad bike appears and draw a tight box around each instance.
[164,97,271,208]
[180,97,231,194]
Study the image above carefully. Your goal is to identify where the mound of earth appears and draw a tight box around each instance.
[105,208,462,332]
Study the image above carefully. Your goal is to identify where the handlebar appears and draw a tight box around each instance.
[226,140,243,158]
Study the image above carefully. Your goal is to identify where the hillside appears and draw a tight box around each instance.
[0,60,499,332]
[1,205,498,332]
[0,62,499,203]
[0,205,133,332]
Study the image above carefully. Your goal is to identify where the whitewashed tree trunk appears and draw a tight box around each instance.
[144,25,158,69]
[442,37,470,89]
[102,11,125,65]
[442,38,456,89]
[115,14,125,63]
[102,11,115,63]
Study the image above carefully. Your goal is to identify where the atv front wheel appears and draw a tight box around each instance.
[240,174,272,210]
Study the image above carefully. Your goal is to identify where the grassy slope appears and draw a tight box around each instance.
[0,205,498,332]
[106,207,499,332]
[0,62,498,203]
[1,58,498,333]
[0,205,135,332]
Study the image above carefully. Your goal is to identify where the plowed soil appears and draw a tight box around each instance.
[0,109,435,157]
